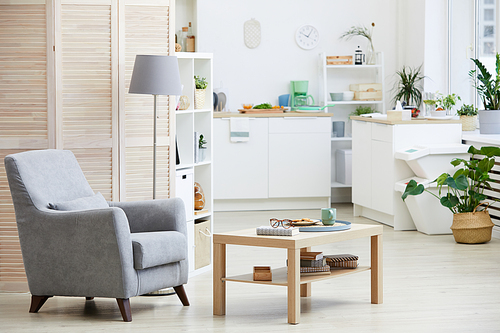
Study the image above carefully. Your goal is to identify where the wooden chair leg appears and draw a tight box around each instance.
[85,297,94,300]
[29,295,51,313]
[116,298,132,322]
[173,285,190,306]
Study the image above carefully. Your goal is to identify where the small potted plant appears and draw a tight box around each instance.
[392,65,424,110]
[194,75,208,109]
[349,105,379,117]
[435,92,461,116]
[401,145,499,244]
[456,104,478,131]
[198,134,207,162]
[470,53,500,133]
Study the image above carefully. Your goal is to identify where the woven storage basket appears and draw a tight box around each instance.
[451,204,494,244]
[460,115,477,131]
[194,89,205,109]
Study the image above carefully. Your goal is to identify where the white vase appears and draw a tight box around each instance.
[195,89,206,109]
[366,42,376,65]
[198,148,206,162]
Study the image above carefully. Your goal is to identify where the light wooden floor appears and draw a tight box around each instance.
[1,204,499,332]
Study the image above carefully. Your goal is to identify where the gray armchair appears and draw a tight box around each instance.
[4,149,189,322]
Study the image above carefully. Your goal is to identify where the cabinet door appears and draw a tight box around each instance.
[352,121,372,207]
[213,118,269,199]
[371,140,394,215]
[269,132,331,198]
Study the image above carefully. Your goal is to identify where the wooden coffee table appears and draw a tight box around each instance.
[213,223,383,324]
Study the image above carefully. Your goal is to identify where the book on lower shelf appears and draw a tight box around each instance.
[300,257,327,267]
[300,251,323,260]
[325,254,359,269]
[300,264,331,275]
[256,226,299,236]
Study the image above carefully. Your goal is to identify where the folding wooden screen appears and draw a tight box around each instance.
[0,0,176,291]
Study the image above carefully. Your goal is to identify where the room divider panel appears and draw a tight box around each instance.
[0,0,177,291]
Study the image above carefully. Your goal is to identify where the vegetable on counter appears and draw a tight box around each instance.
[253,103,273,109]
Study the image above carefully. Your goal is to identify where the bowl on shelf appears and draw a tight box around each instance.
[343,91,354,101]
[330,92,344,101]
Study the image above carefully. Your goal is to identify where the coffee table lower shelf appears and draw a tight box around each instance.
[223,266,370,286]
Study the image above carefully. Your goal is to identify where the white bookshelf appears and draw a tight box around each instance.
[175,52,213,276]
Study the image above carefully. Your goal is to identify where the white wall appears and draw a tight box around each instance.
[196,0,400,113]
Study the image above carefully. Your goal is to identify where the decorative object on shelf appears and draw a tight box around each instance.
[343,91,354,101]
[339,23,376,65]
[326,55,353,65]
[456,104,478,131]
[179,27,188,51]
[217,92,227,112]
[194,182,205,210]
[175,43,182,52]
[295,24,320,50]
[325,254,359,269]
[244,18,261,49]
[178,95,190,110]
[330,92,343,101]
[435,92,461,116]
[392,65,424,109]
[194,75,207,109]
[350,83,382,101]
[128,55,182,199]
[213,92,218,111]
[401,145,500,244]
[198,134,207,162]
[186,22,195,52]
[470,53,500,134]
[253,266,272,281]
[354,46,365,65]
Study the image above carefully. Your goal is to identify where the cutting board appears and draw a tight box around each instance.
[238,109,284,114]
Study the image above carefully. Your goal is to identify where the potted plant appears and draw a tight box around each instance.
[470,53,500,134]
[456,104,478,131]
[198,134,207,162]
[392,65,424,110]
[339,22,376,65]
[349,105,379,117]
[401,145,499,244]
[435,92,461,116]
[194,75,208,109]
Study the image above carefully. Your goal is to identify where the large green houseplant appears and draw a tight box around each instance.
[470,53,500,133]
[402,145,499,243]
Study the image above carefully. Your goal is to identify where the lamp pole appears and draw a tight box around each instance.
[153,94,157,200]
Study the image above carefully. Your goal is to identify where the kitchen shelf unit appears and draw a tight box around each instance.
[175,52,213,277]
[319,52,385,196]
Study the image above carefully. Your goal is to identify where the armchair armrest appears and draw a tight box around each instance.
[109,197,186,235]
[18,207,138,298]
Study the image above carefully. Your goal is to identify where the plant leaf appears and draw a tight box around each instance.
[440,193,459,208]
[454,174,468,190]
[401,179,424,201]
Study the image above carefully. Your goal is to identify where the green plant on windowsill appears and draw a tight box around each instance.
[435,92,461,111]
[456,104,478,116]
[469,53,500,110]
[350,105,379,117]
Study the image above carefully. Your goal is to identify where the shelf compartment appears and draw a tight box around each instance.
[222,266,370,286]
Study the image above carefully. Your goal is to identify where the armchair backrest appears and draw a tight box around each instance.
[4,149,95,216]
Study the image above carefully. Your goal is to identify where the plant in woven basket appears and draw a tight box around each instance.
[402,146,499,243]
[194,75,207,109]
[457,104,478,131]
[457,104,478,116]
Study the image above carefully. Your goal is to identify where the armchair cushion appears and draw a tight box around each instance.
[131,231,187,270]
[48,192,109,211]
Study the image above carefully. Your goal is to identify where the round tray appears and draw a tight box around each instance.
[298,220,351,232]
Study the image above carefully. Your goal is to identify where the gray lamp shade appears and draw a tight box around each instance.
[129,55,182,96]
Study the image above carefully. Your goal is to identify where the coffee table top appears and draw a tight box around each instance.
[213,223,383,249]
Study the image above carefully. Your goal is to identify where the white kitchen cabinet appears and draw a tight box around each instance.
[213,114,332,211]
[213,118,269,199]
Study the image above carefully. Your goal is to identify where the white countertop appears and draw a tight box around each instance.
[462,130,500,146]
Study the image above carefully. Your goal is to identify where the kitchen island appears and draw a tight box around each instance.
[350,116,462,230]
[213,112,333,211]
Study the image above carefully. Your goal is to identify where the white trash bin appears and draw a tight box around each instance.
[395,177,453,235]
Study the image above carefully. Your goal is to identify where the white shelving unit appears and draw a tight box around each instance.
[175,52,213,277]
[319,52,385,196]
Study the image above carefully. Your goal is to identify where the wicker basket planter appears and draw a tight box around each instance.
[194,89,206,109]
[451,207,494,244]
[460,115,477,131]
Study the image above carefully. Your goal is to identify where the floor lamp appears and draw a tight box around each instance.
[129,55,182,199]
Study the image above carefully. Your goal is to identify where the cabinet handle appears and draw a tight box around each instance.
[284,117,316,119]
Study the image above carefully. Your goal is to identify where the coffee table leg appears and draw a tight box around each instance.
[287,248,300,324]
[213,243,226,315]
[300,247,311,297]
[371,234,383,304]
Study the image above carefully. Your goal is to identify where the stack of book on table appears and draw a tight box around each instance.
[300,252,330,276]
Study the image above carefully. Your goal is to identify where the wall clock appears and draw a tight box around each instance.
[295,24,319,50]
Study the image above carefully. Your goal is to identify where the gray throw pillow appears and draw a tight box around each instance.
[48,192,109,211]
